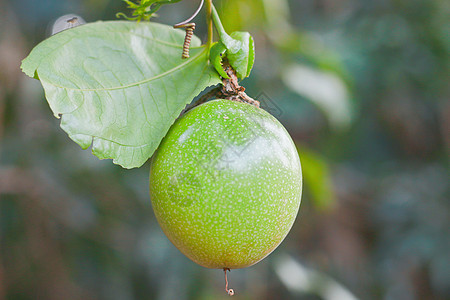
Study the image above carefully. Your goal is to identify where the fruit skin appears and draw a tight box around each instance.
[149,99,302,269]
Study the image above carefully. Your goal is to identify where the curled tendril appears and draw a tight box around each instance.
[116,0,183,22]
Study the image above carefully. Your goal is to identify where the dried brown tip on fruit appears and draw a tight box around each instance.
[224,268,235,296]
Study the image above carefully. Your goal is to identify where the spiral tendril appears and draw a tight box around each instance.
[173,0,204,59]
[174,23,196,59]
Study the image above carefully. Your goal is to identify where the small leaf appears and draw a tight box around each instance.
[209,42,229,79]
[211,5,255,79]
[227,31,255,79]
[117,0,183,21]
[21,21,221,169]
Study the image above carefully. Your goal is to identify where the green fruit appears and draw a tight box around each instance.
[149,99,302,269]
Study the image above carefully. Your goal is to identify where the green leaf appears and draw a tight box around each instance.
[209,42,229,79]
[227,31,255,79]
[21,21,221,169]
[211,5,255,79]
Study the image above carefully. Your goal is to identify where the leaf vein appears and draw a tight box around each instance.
[44,48,207,92]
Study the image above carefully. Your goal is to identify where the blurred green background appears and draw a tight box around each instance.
[0,0,449,299]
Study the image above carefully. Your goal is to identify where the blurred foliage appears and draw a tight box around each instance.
[1,0,449,299]
[297,146,335,211]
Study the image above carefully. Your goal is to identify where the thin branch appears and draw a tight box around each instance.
[206,0,213,47]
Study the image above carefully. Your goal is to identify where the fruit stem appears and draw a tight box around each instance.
[206,0,213,48]
[220,62,260,107]
[188,62,260,110]
[224,268,235,296]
